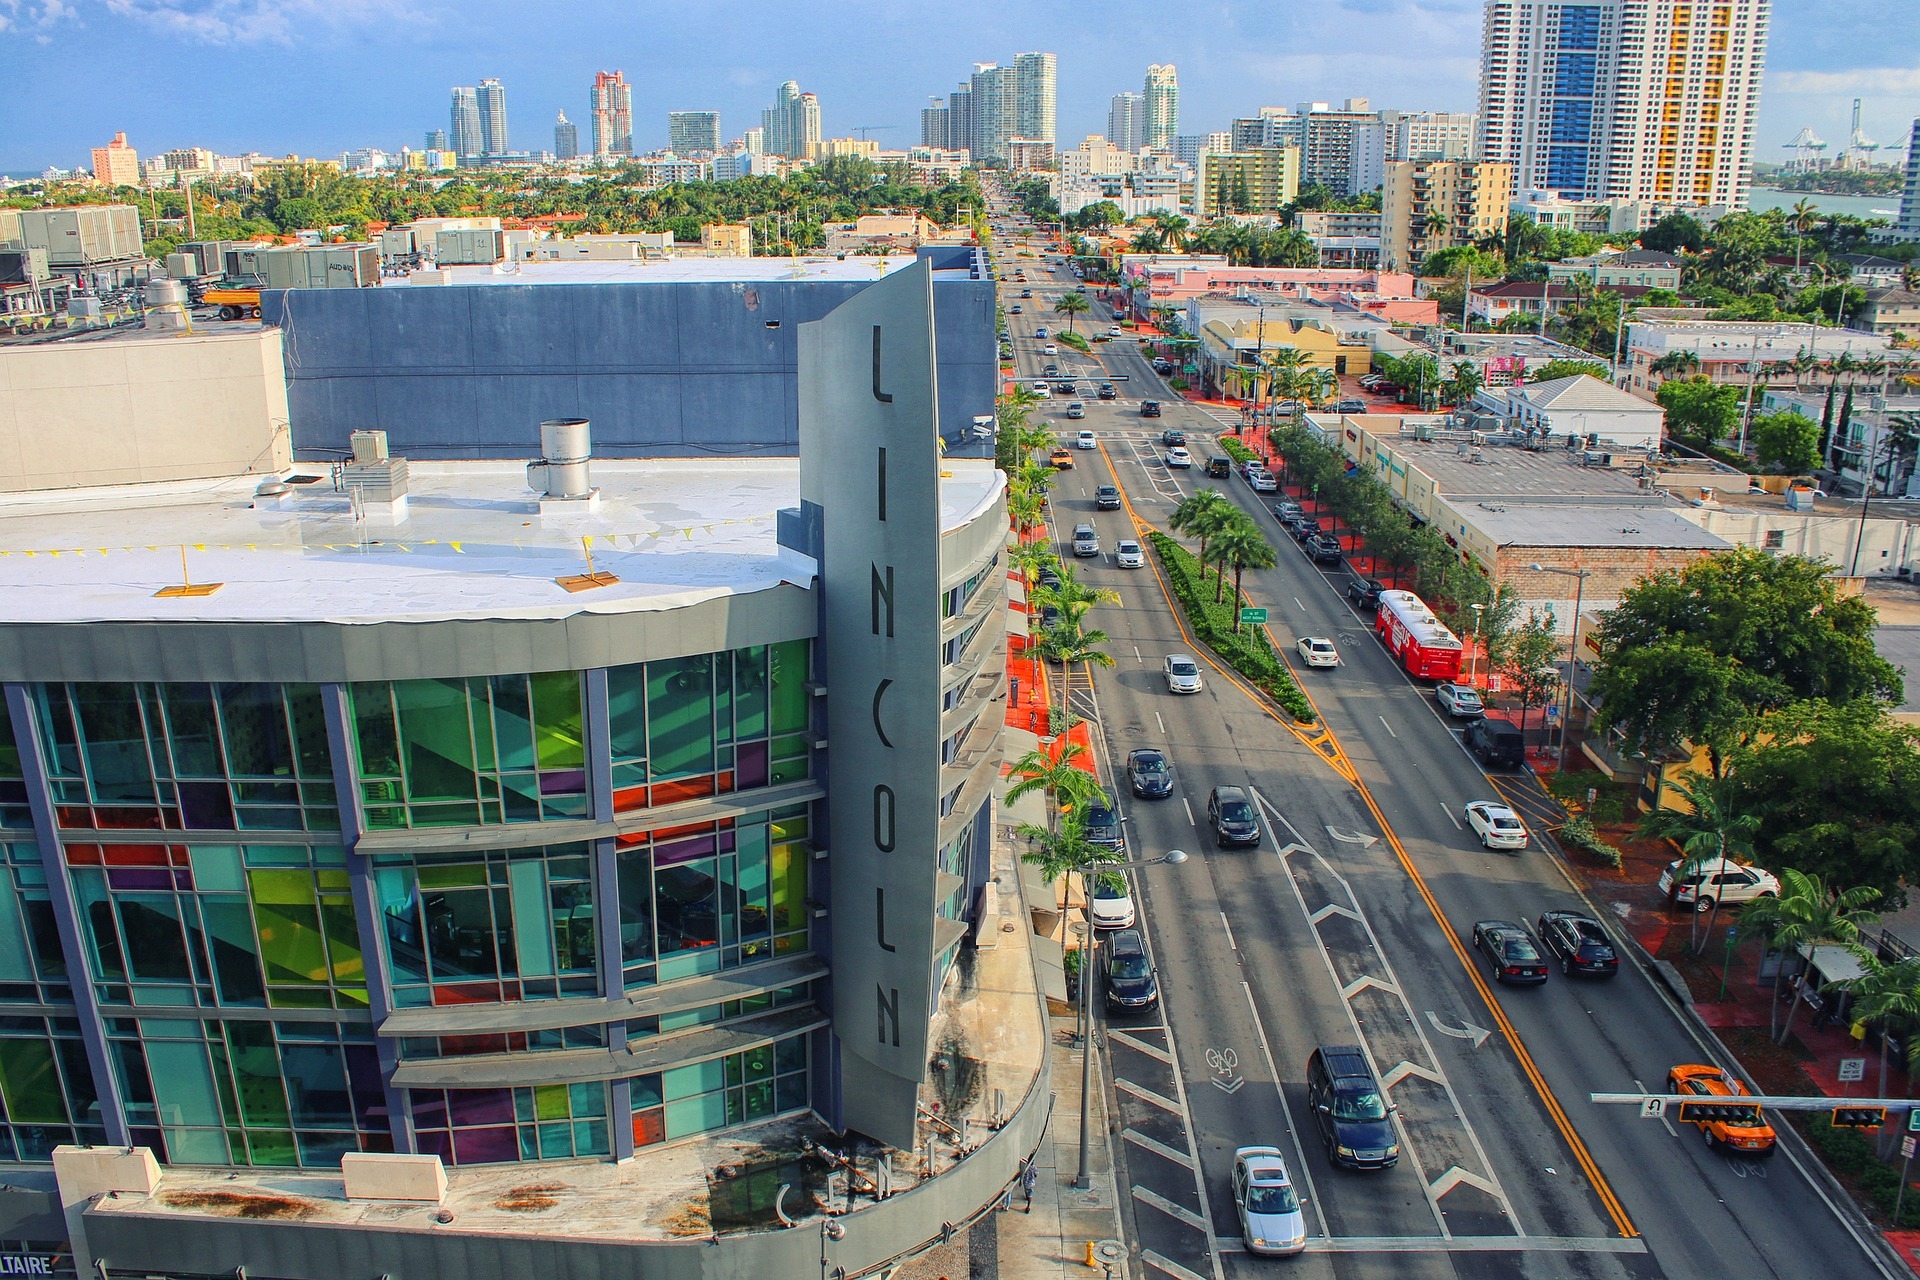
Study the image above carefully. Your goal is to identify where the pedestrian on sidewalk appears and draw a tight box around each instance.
[1021,1156,1038,1211]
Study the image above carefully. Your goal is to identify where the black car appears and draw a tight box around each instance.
[1127,748,1172,799]
[1463,717,1525,770]
[1084,803,1125,854]
[1038,565,1062,590]
[1345,576,1386,608]
[1151,358,1174,374]
[1104,929,1159,1012]
[1095,484,1121,510]
[1290,517,1324,542]
[1056,380,1076,394]
[1473,920,1550,984]
[1306,1045,1399,1170]
[1306,533,1344,565]
[1208,785,1261,848]
[1536,911,1620,978]
[1141,400,1162,418]
[1038,604,1061,630]
[1161,428,1187,446]
[1098,383,1117,399]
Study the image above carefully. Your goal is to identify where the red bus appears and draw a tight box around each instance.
[1375,589,1464,681]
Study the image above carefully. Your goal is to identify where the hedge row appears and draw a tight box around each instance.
[1218,436,1258,466]
[1056,331,1091,353]
[1795,1113,1920,1228]
[1148,532,1316,724]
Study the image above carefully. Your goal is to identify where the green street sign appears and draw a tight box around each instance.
[1239,607,1269,625]
[1909,1107,1920,1133]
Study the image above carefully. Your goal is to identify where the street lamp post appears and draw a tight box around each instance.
[1075,848,1190,1190]
[1529,563,1590,766]
[1467,603,1485,687]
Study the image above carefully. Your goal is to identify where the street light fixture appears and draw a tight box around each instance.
[1074,848,1189,1190]
[1529,563,1590,766]
[1467,602,1485,686]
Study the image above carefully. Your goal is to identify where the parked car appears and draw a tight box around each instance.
[1472,920,1549,984]
[1247,469,1278,492]
[1233,1147,1308,1257]
[1207,784,1261,847]
[1334,398,1368,413]
[1463,716,1524,769]
[1297,636,1340,667]
[1536,911,1620,978]
[1141,400,1162,418]
[1306,533,1344,564]
[1658,857,1780,914]
[1151,358,1174,374]
[1667,1064,1776,1155]
[1116,538,1144,568]
[1346,576,1385,609]
[1089,875,1135,929]
[1098,383,1117,399]
[1290,517,1324,542]
[1166,447,1192,468]
[1435,682,1484,717]
[1164,653,1203,693]
[1272,498,1303,521]
[1038,565,1062,589]
[1095,483,1121,509]
[1126,747,1171,798]
[1306,1045,1399,1170]
[1104,929,1159,1012]
[1160,428,1187,446]
[1066,402,1087,420]
[1084,802,1125,854]
[1463,800,1529,849]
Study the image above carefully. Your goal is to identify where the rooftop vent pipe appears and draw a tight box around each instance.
[528,418,599,512]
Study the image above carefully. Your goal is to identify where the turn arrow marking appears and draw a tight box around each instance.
[1425,1010,1493,1049]
[1325,825,1379,849]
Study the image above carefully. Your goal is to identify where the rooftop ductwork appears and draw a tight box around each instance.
[528,417,600,513]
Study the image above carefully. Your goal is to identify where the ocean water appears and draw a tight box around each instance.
[1747,186,1903,221]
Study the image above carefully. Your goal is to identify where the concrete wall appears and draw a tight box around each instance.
[0,328,291,491]
[264,267,996,459]
[1497,546,1718,632]
[1678,506,1915,578]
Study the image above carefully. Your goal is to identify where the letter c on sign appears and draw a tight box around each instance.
[871,678,893,748]
[873,784,896,853]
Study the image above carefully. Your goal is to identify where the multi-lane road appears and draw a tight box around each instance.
[985,208,1898,1280]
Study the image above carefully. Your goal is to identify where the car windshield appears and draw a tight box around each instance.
[1503,937,1540,961]
[1332,1087,1388,1122]
[1220,801,1254,822]
[1170,660,1196,675]
[1109,954,1151,979]
[1093,881,1127,900]
[1245,1182,1300,1215]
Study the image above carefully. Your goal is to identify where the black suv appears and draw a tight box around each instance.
[1084,803,1125,853]
[1104,929,1158,1012]
[1536,911,1619,978]
[1161,428,1187,446]
[1306,533,1344,565]
[1095,484,1121,510]
[1346,577,1386,609]
[1306,1045,1399,1170]
[1290,516,1323,542]
[1207,785,1261,848]
[1141,400,1162,418]
[1463,717,1525,770]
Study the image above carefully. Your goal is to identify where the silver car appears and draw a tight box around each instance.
[1233,1146,1307,1256]
[1435,682,1484,717]
[1164,653,1203,694]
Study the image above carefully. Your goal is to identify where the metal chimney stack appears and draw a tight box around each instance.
[528,418,599,512]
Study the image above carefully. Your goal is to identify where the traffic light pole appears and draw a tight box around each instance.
[1592,1092,1912,1129]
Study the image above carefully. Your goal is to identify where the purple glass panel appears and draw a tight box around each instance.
[655,836,715,867]
[539,770,587,796]
[173,870,194,891]
[451,1126,519,1165]
[408,1090,449,1129]
[735,742,769,790]
[446,1087,515,1127]
[344,1045,388,1127]
[414,1129,453,1162]
[175,781,235,830]
[106,868,173,892]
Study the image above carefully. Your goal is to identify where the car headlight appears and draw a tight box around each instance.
[1336,1145,1358,1158]
[1386,1143,1400,1157]
[1250,1238,1268,1248]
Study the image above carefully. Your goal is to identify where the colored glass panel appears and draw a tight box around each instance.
[410,1082,611,1165]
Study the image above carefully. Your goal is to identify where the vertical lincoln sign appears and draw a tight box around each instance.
[800,261,944,1149]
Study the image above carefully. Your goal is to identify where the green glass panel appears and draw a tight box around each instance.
[770,845,806,938]
[266,988,333,1009]
[770,755,807,785]
[249,874,329,985]
[188,846,247,893]
[489,675,533,771]
[732,646,769,740]
[349,684,400,778]
[769,640,810,734]
[0,1039,66,1123]
[224,1022,290,1127]
[647,656,714,780]
[320,898,363,988]
[416,863,487,890]
[161,685,222,776]
[606,666,647,763]
[217,685,294,779]
[244,1129,299,1166]
[202,900,266,1005]
[534,1084,570,1120]
[530,671,585,770]
[396,679,478,804]
[208,1038,242,1124]
[248,869,312,905]
[287,685,332,779]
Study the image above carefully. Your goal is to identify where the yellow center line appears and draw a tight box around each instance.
[1097,436,1639,1240]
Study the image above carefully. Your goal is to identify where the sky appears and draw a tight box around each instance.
[0,0,1914,177]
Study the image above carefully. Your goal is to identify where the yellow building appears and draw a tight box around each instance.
[810,137,880,160]
[1380,160,1512,273]
[1197,313,1374,399]
[1196,148,1301,218]
[700,223,753,257]
[89,132,140,188]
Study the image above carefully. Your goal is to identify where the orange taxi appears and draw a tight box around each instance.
[1667,1064,1776,1155]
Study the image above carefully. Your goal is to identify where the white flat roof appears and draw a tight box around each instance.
[395,256,927,287]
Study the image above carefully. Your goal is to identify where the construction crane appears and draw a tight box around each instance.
[849,125,900,141]
[1843,98,1879,169]
[1782,126,1827,173]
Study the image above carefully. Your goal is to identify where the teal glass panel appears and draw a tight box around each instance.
[490,676,535,771]
[732,646,769,740]
[201,900,266,1005]
[663,1057,725,1103]
[161,685,222,776]
[187,846,246,893]
[0,880,33,983]
[508,860,555,979]
[72,684,152,802]
[117,896,192,983]
[287,685,332,779]
[396,680,478,803]
[145,1037,227,1139]
[647,657,714,779]
[665,1092,728,1140]
[606,666,647,763]
[218,685,294,778]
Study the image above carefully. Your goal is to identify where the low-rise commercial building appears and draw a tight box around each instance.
[1120,259,1424,320]
[1194,304,1378,397]
[1761,388,1920,498]
[1465,281,1576,326]
[1852,287,1920,337]
[1501,373,1667,450]
[1545,250,1683,291]
[1623,318,1891,398]
[1433,329,1614,389]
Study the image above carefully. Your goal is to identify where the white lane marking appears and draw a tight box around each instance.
[1219,911,1237,951]
[1635,1078,1679,1137]
[1378,715,1398,738]
[1239,979,1329,1239]
[1155,711,1166,735]
[1123,1126,1196,1170]
[1132,1184,1209,1232]
[1142,1250,1214,1280]
[1109,1029,1174,1064]
[1134,645,1142,661]
[1441,804,1463,831]
[1293,596,1305,611]
[1115,1077,1185,1115]
[1182,796,1196,826]
[1304,1237,1649,1255]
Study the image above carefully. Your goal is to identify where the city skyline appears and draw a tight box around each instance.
[0,1,1913,173]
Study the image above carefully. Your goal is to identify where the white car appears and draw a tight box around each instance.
[1166,447,1192,468]
[1659,857,1781,913]
[1089,875,1136,929]
[1043,344,1058,356]
[1164,653,1203,694]
[1031,381,1050,396]
[1116,539,1144,568]
[1435,682,1484,717]
[1247,469,1278,492]
[1297,636,1340,668]
[1107,326,1123,337]
[1076,429,1096,449]
[1233,1147,1307,1257]
[1463,800,1529,850]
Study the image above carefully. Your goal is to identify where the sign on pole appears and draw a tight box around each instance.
[1839,1058,1867,1084]
[1239,607,1269,625]
[1904,1136,1916,1160]
[1640,1097,1667,1119]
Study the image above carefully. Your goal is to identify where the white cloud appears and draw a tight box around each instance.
[4,0,427,42]
[1769,66,1920,96]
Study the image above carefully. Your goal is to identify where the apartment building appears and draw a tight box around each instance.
[1380,159,1513,272]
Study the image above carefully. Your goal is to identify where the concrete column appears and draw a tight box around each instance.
[320,684,415,1154]
[4,684,129,1147]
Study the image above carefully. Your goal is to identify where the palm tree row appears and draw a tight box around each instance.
[1169,490,1278,626]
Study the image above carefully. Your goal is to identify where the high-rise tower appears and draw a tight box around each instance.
[1144,64,1179,150]
[1013,51,1057,146]
[669,112,722,155]
[591,71,633,157]
[477,78,508,156]
[1108,92,1145,151]
[554,112,578,161]
[450,87,482,159]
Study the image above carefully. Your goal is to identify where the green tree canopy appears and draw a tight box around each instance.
[1750,409,1821,473]
[1528,359,1612,383]
[1655,375,1742,448]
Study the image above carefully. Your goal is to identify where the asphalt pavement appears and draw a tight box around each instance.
[990,213,1900,1280]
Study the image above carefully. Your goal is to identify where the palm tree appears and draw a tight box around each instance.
[1305,367,1339,408]
[1263,347,1312,403]
[1007,487,1046,534]
[1212,519,1279,621]
[1015,813,1121,885]
[1448,359,1484,407]
[1791,347,1819,394]
[1842,955,1920,1140]
[1421,209,1450,242]
[1009,539,1058,593]
[1649,350,1700,382]
[1788,198,1819,274]
[1054,292,1090,334]
[1170,489,1236,567]
[1877,412,1920,496]
[1738,869,1880,1046]
[1032,562,1120,632]
[1005,739,1107,822]
[1638,774,1760,955]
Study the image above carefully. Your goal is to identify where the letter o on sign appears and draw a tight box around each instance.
[873,784,896,853]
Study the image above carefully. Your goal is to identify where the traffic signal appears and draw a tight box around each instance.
[1831,1107,1886,1130]
[1678,1102,1761,1124]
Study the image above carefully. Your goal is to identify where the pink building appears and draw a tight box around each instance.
[1120,258,1431,324]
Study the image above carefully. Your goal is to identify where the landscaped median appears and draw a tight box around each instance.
[1147,532,1316,724]
[1217,436,1258,467]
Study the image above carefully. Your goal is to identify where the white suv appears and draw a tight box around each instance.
[1658,857,1780,913]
